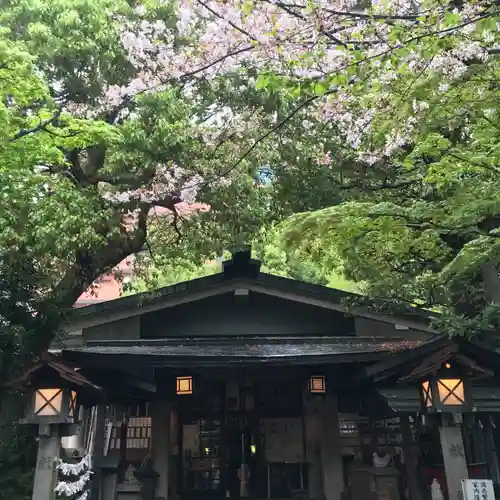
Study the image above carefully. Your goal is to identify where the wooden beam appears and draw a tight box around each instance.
[90,406,106,500]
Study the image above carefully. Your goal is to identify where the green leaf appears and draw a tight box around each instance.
[314,81,328,96]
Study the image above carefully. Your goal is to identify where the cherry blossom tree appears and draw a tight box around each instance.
[268,0,500,335]
[2,0,498,493]
[1,0,499,354]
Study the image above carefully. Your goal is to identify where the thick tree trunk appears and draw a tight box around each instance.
[25,216,148,360]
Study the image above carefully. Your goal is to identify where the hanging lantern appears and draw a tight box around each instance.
[309,375,326,395]
[176,376,193,395]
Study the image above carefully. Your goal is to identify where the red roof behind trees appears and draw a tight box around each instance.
[75,202,208,307]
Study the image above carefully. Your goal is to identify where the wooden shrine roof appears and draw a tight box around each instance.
[362,336,500,384]
[5,353,101,394]
[67,250,435,333]
[400,345,493,382]
[62,336,423,368]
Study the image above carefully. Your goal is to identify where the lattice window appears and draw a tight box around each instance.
[68,391,77,418]
[34,389,63,416]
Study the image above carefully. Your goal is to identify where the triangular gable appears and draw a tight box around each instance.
[362,336,500,384]
[366,337,500,414]
[66,252,435,333]
[400,347,493,381]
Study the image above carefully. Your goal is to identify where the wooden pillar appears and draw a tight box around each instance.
[32,424,60,500]
[152,400,171,500]
[303,393,323,499]
[91,405,106,500]
[439,422,468,500]
[400,416,421,500]
[169,409,179,500]
[320,394,343,500]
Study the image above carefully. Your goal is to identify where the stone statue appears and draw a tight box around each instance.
[431,478,444,500]
[372,451,392,468]
[124,464,139,485]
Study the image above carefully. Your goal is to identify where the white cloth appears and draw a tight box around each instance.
[56,454,92,476]
[54,453,93,497]
[431,478,444,500]
[54,470,93,496]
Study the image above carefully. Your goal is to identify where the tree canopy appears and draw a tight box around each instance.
[0,0,498,361]
[1,0,499,496]
[274,0,500,335]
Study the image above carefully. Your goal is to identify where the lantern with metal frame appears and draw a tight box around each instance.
[176,375,193,395]
[420,362,470,413]
[4,354,101,425]
[309,375,326,395]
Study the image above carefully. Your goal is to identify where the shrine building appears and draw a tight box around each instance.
[13,250,500,500]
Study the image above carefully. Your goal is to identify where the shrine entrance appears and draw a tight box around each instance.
[177,372,308,500]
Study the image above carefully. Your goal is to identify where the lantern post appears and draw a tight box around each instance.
[29,386,81,500]
[419,361,470,500]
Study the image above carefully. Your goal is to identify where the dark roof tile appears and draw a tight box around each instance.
[63,336,423,367]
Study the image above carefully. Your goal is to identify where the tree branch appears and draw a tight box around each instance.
[340,178,420,191]
[9,110,62,142]
[51,209,149,312]
[104,45,255,124]
[218,92,324,178]
[273,1,422,20]
[268,1,348,47]
[481,262,500,303]
[195,0,257,41]
[448,152,500,174]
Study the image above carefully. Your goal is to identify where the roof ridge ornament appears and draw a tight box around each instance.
[222,246,261,279]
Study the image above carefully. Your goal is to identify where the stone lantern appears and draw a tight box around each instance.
[5,353,101,500]
[420,361,471,413]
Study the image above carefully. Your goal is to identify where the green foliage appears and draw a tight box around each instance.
[282,54,500,335]
[263,0,500,337]
[0,0,498,490]
[127,224,360,294]
[124,257,220,294]
[0,388,36,500]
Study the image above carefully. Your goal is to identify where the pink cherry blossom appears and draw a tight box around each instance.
[58,0,496,216]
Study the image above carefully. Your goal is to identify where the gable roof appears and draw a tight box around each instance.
[362,335,500,384]
[4,353,101,397]
[66,251,436,332]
